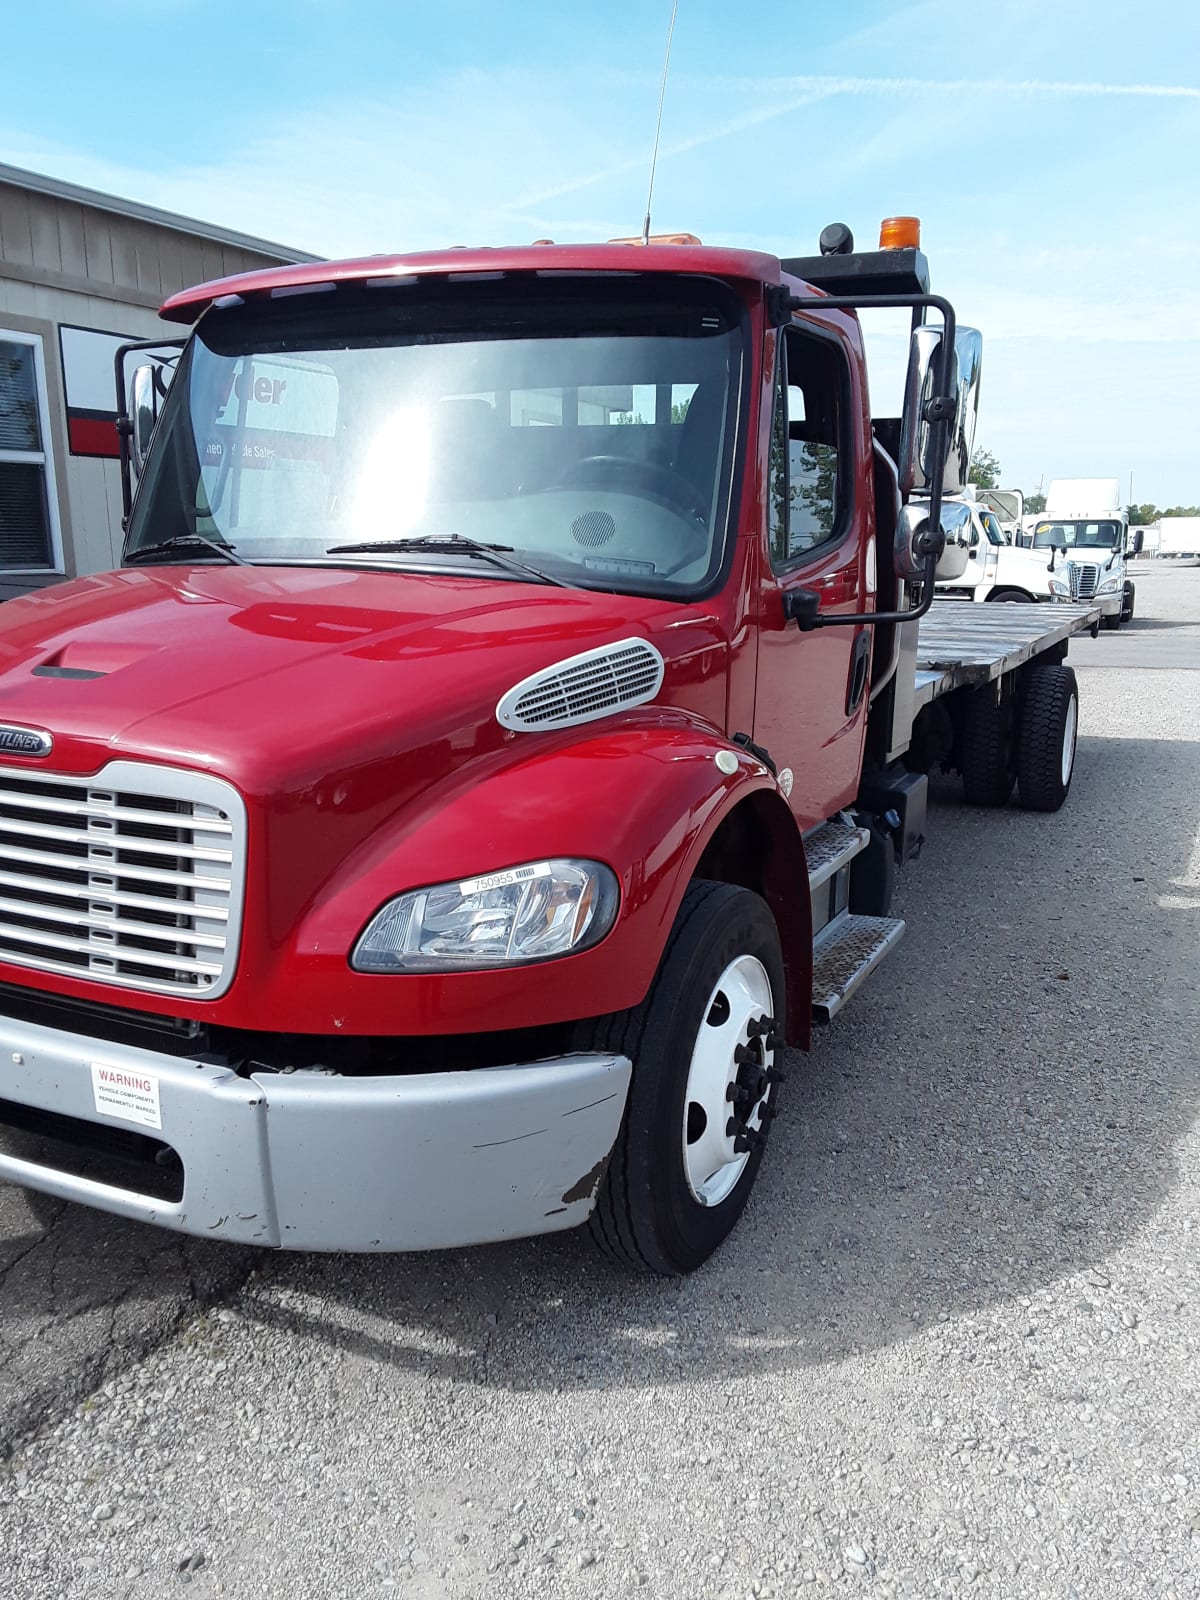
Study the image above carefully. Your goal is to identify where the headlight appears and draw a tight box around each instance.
[1096,576,1122,595]
[1049,577,1071,597]
[352,859,620,972]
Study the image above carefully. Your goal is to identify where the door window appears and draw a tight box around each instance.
[768,327,847,568]
[0,331,62,571]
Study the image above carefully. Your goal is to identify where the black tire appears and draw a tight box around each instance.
[988,588,1033,603]
[573,880,785,1275]
[1017,664,1078,811]
[960,693,1015,806]
[1122,582,1136,622]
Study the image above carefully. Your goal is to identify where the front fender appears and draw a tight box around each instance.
[259,716,790,1036]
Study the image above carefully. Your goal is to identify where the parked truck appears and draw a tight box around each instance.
[1035,477,1139,628]
[933,496,1056,603]
[0,220,1100,1274]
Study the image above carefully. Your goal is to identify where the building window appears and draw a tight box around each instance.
[0,331,63,571]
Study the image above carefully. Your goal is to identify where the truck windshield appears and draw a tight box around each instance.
[125,278,745,597]
[1033,520,1122,550]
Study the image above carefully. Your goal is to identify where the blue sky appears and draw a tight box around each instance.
[4,0,1198,505]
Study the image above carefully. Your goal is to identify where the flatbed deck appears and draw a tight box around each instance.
[914,602,1100,710]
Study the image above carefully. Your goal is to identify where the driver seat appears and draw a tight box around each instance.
[674,382,726,520]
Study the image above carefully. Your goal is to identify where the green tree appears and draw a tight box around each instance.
[968,448,1001,490]
[1024,491,1046,514]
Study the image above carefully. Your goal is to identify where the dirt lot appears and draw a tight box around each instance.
[2,567,1198,1600]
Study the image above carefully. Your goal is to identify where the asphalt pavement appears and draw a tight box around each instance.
[1,567,1198,1600]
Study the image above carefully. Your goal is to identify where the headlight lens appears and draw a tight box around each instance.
[1096,576,1122,594]
[352,859,620,972]
[1049,577,1071,596]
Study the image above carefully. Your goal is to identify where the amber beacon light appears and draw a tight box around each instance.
[879,216,921,250]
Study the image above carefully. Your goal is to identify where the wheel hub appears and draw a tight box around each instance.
[681,955,782,1206]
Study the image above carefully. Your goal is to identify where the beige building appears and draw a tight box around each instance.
[0,162,317,598]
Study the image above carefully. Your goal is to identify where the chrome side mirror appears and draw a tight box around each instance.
[898,324,983,498]
[896,500,972,582]
[129,365,160,474]
[944,328,982,494]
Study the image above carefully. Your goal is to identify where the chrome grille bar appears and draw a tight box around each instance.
[0,761,246,999]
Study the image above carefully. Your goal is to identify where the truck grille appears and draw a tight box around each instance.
[1067,562,1100,599]
[0,761,246,1000]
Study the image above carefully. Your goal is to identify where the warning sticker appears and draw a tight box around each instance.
[91,1063,162,1131]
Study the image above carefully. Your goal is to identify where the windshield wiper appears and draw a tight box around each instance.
[125,535,248,567]
[325,533,569,588]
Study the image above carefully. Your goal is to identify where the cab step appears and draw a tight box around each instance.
[804,814,871,892]
[811,912,905,1023]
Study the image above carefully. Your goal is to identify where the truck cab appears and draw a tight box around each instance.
[1036,478,1138,628]
[934,499,1055,603]
[0,223,1089,1274]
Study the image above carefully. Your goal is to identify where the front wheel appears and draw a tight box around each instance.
[1017,664,1079,811]
[1122,582,1136,622]
[574,881,785,1275]
[988,588,1033,603]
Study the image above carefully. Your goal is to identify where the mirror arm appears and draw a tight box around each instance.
[777,290,957,631]
[786,549,941,630]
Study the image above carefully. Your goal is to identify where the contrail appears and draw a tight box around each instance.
[507,73,1198,215]
[716,73,1200,101]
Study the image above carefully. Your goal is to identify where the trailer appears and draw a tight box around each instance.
[0,217,1104,1274]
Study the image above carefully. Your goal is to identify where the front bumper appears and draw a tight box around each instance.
[1053,591,1120,616]
[0,1014,631,1251]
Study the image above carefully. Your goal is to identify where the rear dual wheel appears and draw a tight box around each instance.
[575,881,785,1275]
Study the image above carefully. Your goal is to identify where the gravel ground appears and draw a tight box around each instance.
[1,571,1198,1600]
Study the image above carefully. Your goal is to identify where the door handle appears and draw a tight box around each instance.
[846,630,871,715]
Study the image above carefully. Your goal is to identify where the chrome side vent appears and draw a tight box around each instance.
[496,637,665,733]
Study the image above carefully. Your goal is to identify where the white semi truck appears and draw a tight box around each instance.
[1034,478,1139,629]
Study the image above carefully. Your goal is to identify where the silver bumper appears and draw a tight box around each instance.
[1053,592,1120,616]
[0,1014,631,1251]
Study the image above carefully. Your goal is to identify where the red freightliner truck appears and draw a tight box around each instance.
[0,219,1097,1273]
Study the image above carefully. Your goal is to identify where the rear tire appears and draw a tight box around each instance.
[574,880,785,1275]
[960,693,1015,806]
[1017,664,1078,811]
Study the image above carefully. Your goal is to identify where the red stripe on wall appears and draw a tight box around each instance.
[67,414,120,459]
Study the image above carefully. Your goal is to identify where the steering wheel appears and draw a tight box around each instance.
[556,455,706,522]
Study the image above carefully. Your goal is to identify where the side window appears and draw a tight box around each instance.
[768,326,846,568]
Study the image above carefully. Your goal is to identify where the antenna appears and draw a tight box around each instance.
[642,0,681,245]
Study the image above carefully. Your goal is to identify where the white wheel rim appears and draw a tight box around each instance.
[1061,694,1078,786]
[682,954,776,1207]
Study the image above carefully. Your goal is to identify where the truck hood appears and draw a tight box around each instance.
[0,566,725,794]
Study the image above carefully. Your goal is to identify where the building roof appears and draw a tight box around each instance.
[158,242,787,321]
[0,161,321,265]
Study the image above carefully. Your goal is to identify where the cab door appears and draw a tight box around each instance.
[752,322,872,829]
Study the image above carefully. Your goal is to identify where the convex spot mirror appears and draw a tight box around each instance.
[895,500,972,583]
[898,325,983,498]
